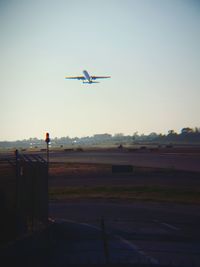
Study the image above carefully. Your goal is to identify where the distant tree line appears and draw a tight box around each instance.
[0,127,200,149]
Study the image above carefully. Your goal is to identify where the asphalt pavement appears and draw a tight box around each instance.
[1,219,158,266]
[49,201,200,267]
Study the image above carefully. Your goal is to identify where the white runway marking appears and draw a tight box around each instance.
[161,222,180,231]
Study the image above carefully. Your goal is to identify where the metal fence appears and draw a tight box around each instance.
[0,152,48,245]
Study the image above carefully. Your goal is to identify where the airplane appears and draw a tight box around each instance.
[65,70,111,84]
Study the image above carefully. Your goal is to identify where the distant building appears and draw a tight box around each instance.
[93,134,112,140]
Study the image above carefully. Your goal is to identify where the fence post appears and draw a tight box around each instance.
[101,216,110,264]
[15,149,20,236]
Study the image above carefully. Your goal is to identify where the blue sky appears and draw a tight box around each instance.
[0,0,200,140]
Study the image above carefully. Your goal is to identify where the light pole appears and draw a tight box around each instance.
[45,132,50,165]
[45,132,50,223]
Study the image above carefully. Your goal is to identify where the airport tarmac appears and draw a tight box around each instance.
[46,150,200,172]
[49,200,200,266]
[1,148,200,172]
[46,147,200,265]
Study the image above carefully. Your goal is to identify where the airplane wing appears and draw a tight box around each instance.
[91,76,111,80]
[65,76,85,80]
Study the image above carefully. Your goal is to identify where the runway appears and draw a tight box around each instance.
[46,150,200,172]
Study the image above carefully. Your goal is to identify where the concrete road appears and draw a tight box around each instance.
[49,201,200,266]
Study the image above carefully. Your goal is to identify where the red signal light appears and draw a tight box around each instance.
[45,132,50,143]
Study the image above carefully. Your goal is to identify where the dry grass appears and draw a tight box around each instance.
[49,185,200,205]
[49,162,112,177]
[48,162,200,204]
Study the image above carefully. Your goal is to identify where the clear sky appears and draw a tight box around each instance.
[1,0,200,141]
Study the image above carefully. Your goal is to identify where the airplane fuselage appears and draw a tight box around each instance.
[82,70,95,83]
[83,70,91,82]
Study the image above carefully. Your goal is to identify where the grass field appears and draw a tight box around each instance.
[49,185,200,204]
[1,149,200,205]
[49,162,200,204]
